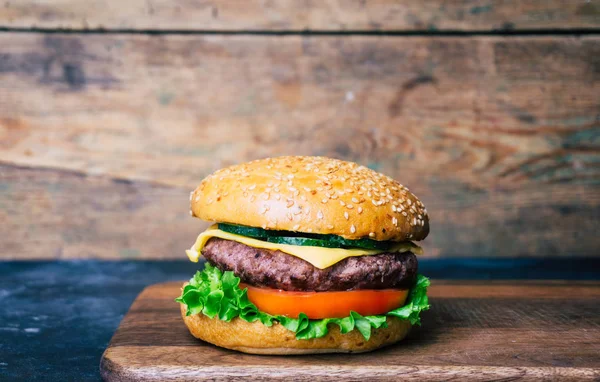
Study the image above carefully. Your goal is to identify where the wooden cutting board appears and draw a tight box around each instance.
[100,280,600,381]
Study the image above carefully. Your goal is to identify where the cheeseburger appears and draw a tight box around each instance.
[176,156,430,354]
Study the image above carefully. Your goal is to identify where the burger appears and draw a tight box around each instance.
[176,156,430,354]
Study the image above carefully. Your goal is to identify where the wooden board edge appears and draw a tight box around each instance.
[100,346,600,381]
[99,351,121,382]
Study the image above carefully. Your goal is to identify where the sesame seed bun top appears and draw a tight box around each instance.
[190,156,429,242]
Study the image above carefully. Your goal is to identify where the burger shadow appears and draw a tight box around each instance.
[316,310,442,360]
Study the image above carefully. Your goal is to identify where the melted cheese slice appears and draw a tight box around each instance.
[186,226,422,269]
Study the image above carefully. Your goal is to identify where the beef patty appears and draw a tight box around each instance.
[202,238,418,291]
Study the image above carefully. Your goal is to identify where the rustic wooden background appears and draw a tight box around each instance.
[0,1,599,259]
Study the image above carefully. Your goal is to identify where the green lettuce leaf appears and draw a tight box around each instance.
[176,262,430,341]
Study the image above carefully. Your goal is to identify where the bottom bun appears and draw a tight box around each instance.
[180,303,411,355]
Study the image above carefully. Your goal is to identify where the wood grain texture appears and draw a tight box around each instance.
[0,33,599,259]
[100,281,600,381]
[1,0,599,31]
[0,163,209,259]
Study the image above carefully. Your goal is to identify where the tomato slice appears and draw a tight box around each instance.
[241,283,408,319]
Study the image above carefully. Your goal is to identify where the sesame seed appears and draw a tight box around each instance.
[369,232,375,238]
[189,210,193,215]
[293,224,300,230]
[260,207,267,215]
[287,212,293,221]
[307,228,313,232]
[350,224,356,233]
[340,200,346,206]
[195,195,201,201]
[286,200,294,208]
[250,195,256,202]
[402,211,407,217]
[327,224,334,229]
[351,197,359,204]
[344,212,349,220]
[413,217,417,225]
[346,204,353,209]
[317,211,324,219]
[392,205,397,212]
[357,206,363,214]
[275,194,281,200]
[248,184,256,190]
[407,199,412,205]
[392,217,398,226]
[321,198,328,204]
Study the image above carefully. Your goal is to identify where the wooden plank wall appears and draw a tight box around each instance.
[0,2,599,259]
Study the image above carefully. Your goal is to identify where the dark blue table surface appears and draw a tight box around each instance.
[1,258,599,381]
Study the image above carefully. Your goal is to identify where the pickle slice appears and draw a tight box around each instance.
[218,223,390,250]
[265,236,340,248]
